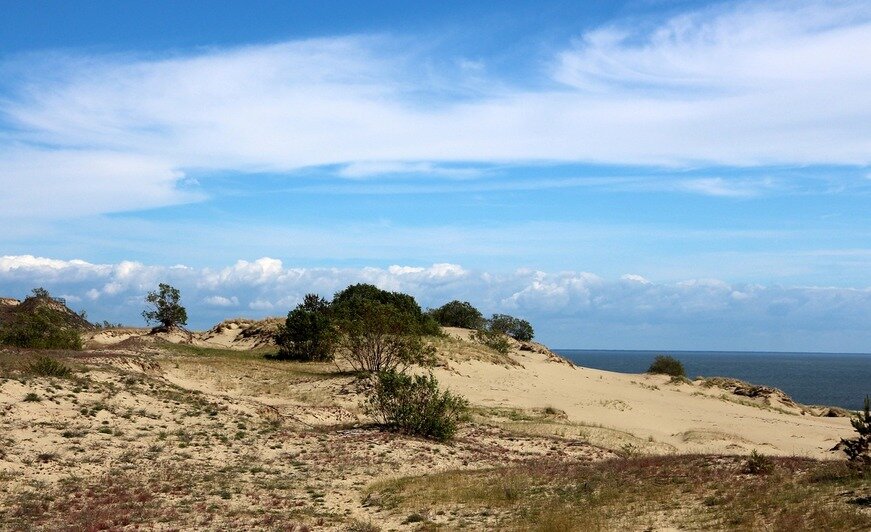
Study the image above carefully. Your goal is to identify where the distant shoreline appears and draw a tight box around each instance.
[556,349,871,411]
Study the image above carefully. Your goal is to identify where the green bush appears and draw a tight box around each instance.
[841,395,871,471]
[471,328,511,355]
[28,356,73,378]
[275,294,336,361]
[0,308,83,350]
[429,300,484,329]
[743,450,774,475]
[487,314,534,341]
[647,355,686,377]
[366,371,468,441]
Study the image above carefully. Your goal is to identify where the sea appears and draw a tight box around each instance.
[554,349,871,411]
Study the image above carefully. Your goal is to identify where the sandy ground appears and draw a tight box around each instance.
[0,324,857,529]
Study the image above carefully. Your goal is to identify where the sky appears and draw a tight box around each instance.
[1,0,870,351]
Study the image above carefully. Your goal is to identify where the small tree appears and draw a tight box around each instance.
[841,395,871,471]
[336,300,434,373]
[142,283,187,329]
[647,355,686,377]
[30,287,51,299]
[365,371,468,441]
[429,300,484,329]
[275,294,336,361]
[488,313,534,341]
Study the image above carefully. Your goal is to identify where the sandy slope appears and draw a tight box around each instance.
[0,323,861,529]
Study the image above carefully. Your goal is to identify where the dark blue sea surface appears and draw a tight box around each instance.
[554,350,871,411]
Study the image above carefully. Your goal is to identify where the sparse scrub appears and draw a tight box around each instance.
[366,455,871,530]
[23,392,41,402]
[840,395,871,471]
[0,308,82,350]
[365,371,469,441]
[647,355,686,377]
[743,449,774,475]
[27,356,72,378]
[471,328,511,355]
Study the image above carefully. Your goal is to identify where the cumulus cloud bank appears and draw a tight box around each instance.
[2,255,871,352]
[1,0,869,219]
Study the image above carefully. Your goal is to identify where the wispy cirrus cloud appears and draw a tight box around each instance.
[3,254,871,351]
[0,1,869,220]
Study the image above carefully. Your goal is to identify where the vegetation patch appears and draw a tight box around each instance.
[366,455,871,531]
[647,355,686,377]
[365,371,468,441]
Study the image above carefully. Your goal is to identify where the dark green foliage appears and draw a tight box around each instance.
[471,328,511,355]
[743,450,774,475]
[275,294,336,361]
[0,308,83,350]
[337,300,435,372]
[142,283,187,329]
[841,395,871,471]
[647,355,686,377]
[332,283,439,336]
[30,287,50,298]
[487,314,534,341]
[28,356,73,378]
[429,300,485,329]
[366,371,469,441]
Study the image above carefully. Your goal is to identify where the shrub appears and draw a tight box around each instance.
[365,371,468,441]
[487,314,534,341]
[471,328,511,355]
[743,450,774,475]
[0,308,83,350]
[841,395,871,471]
[429,300,484,329]
[336,301,435,372]
[28,356,73,378]
[647,355,686,377]
[275,294,336,361]
[142,283,187,329]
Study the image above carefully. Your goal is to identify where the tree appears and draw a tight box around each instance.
[335,300,434,373]
[429,300,484,329]
[332,283,440,336]
[30,287,51,299]
[142,283,187,329]
[275,294,336,361]
[488,313,534,342]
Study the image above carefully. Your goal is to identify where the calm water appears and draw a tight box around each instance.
[554,349,871,411]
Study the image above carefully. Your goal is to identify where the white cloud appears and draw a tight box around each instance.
[2,254,871,350]
[1,1,868,219]
[203,295,239,307]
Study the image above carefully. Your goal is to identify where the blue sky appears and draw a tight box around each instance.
[1,0,870,351]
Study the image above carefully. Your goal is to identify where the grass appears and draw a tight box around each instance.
[366,455,871,531]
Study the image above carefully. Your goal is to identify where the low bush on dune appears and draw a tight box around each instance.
[471,328,511,355]
[27,356,73,378]
[841,395,871,472]
[0,308,82,350]
[365,371,468,442]
[647,355,686,377]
